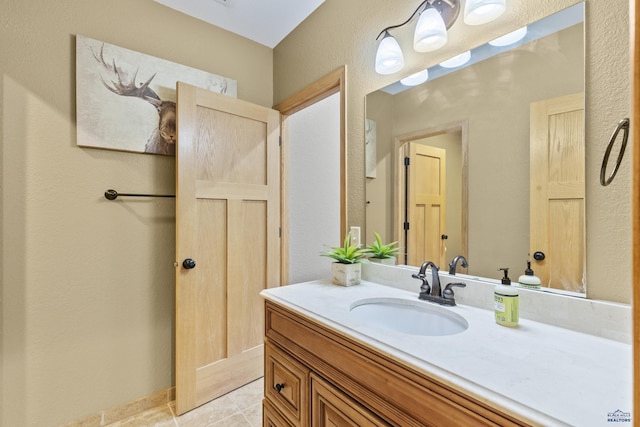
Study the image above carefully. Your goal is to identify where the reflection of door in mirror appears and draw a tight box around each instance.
[407,143,447,268]
[393,133,464,268]
[530,93,585,293]
[367,122,467,269]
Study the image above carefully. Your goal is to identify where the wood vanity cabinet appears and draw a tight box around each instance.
[263,301,530,427]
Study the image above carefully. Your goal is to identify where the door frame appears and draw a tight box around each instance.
[393,120,469,268]
[631,0,639,416]
[273,66,347,285]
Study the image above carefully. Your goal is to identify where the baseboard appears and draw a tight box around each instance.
[61,386,175,426]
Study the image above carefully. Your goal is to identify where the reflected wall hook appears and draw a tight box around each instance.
[600,118,630,186]
[104,189,175,200]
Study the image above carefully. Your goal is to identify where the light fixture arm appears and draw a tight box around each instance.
[375,0,460,40]
[375,0,430,40]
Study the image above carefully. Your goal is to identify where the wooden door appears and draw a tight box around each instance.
[175,82,280,414]
[407,143,447,267]
[530,93,585,292]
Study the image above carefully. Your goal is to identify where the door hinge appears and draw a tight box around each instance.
[279,135,282,146]
[279,227,282,238]
[404,157,410,166]
[404,222,410,231]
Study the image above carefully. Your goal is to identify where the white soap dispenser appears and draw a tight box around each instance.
[495,268,519,328]
[518,260,541,290]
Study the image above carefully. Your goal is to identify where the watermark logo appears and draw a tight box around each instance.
[607,409,631,423]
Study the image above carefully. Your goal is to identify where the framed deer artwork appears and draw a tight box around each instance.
[75,35,237,156]
[365,118,377,178]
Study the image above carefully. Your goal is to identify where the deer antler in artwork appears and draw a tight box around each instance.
[92,45,163,109]
[91,44,176,155]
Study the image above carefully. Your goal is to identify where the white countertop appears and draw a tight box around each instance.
[261,280,632,427]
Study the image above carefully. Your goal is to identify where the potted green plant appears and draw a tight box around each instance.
[321,232,368,286]
[366,232,400,265]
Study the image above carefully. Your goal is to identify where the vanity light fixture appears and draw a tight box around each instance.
[400,69,430,86]
[439,50,471,68]
[374,0,461,75]
[414,6,449,52]
[488,26,527,46]
[375,0,508,75]
[375,32,405,75]
[463,0,506,25]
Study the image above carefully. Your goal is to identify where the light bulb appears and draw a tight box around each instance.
[375,33,405,75]
[439,51,471,68]
[413,7,448,53]
[489,26,527,46]
[400,69,429,86]
[464,0,506,26]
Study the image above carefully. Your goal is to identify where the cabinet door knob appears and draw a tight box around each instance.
[275,383,285,393]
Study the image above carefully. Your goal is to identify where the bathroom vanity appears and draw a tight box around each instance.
[261,278,631,426]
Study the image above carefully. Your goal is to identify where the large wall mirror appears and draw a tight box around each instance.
[365,3,587,295]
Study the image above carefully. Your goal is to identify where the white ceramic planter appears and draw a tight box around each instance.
[331,262,361,286]
[368,256,397,266]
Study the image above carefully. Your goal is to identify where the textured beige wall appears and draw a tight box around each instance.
[274,0,631,303]
[0,1,272,426]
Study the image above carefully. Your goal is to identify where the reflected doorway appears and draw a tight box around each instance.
[405,142,448,268]
[392,123,468,269]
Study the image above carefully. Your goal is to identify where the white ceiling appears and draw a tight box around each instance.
[154,0,325,48]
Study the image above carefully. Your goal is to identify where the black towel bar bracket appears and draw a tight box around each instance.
[104,189,175,200]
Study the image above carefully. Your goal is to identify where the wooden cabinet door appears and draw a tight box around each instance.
[265,342,309,426]
[311,374,389,427]
[175,82,281,414]
[264,399,295,427]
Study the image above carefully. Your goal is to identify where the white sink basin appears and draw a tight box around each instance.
[349,298,468,336]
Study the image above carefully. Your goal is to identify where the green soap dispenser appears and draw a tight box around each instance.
[518,260,541,290]
[495,268,519,327]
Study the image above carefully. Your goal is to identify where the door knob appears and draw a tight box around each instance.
[182,258,196,269]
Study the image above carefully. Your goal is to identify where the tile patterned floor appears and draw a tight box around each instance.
[106,378,263,427]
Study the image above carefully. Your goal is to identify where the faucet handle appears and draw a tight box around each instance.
[443,282,466,303]
[412,273,431,295]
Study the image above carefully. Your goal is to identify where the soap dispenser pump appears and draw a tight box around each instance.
[518,260,541,290]
[495,268,519,327]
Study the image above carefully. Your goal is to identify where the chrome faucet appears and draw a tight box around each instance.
[448,255,468,275]
[412,261,466,306]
